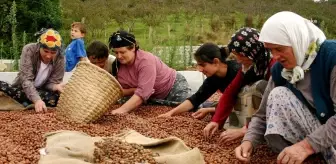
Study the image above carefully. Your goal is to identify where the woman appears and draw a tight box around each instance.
[203,27,276,142]
[158,43,240,117]
[108,30,191,114]
[235,11,336,164]
[0,29,65,112]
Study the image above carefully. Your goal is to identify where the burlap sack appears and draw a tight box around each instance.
[39,130,205,164]
[0,91,25,111]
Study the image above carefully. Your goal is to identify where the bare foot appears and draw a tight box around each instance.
[219,126,247,143]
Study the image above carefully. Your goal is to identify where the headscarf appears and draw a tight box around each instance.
[108,30,137,49]
[37,28,62,51]
[228,27,271,78]
[259,11,326,84]
[108,30,138,77]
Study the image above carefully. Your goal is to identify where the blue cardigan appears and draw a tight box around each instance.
[272,40,336,123]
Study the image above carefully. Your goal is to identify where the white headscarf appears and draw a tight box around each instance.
[259,11,326,84]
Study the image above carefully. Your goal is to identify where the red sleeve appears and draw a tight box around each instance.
[265,58,277,80]
[211,69,244,126]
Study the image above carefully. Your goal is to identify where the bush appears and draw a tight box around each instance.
[0,0,62,60]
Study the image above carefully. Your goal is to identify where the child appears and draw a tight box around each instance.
[87,41,116,74]
[65,22,88,72]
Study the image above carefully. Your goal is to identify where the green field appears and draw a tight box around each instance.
[1,0,336,70]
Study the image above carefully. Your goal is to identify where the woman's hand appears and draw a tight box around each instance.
[235,141,253,163]
[111,108,128,114]
[53,83,65,93]
[34,100,47,113]
[203,122,219,140]
[158,111,174,117]
[112,94,143,114]
[219,126,247,143]
[277,139,314,164]
[192,108,214,119]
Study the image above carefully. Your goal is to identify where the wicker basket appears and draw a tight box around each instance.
[56,61,123,123]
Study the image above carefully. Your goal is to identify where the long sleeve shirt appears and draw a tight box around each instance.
[12,43,65,102]
[187,60,240,110]
[117,50,176,101]
[243,66,336,153]
[212,58,276,126]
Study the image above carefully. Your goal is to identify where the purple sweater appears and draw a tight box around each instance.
[117,50,176,101]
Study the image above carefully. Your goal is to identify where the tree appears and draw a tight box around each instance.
[16,0,62,33]
[9,1,19,69]
[0,0,62,60]
[0,1,11,40]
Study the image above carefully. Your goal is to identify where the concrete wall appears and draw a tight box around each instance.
[0,60,19,72]
[0,72,73,84]
[0,71,205,94]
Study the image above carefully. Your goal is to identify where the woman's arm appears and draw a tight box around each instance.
[19,44,41,102]
[187,76,221,110]
[212,69,244,126]
[305,66,336,153]
[243,77,276,147]
[203,69,244,139]
[113,58,157,114]
[123,88,136,96]
[112,94,143,114]
[159,99,194,117]
[159,76,220,117]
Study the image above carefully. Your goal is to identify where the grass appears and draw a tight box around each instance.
[4,3,336,71]
[57,13,247,70]
[60,13,245,49]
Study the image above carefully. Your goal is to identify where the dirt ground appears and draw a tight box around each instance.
[0,104,326,164]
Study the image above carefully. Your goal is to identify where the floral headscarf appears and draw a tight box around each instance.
[259,11,326,84]
[228,27,271,78]
[37,29,62,51]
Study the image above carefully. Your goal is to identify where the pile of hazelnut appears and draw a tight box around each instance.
[94,138,158,164]
[0,105,326,163]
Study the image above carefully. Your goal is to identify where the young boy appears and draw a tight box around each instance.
[87,41,115,74]
[65,22,88,72]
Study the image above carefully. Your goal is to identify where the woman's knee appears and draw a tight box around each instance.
[169,74,191,102]
[266,86,297,117]
[268,86,292,99]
